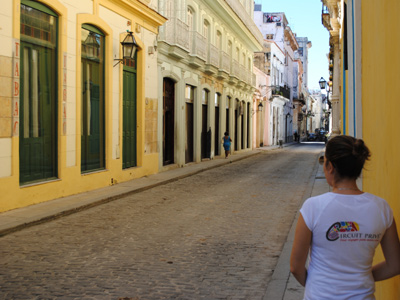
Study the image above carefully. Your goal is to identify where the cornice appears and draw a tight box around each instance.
[321,0,341,37]
[102,0,167,33]
[205,0,263,51]
[284,26,299,51]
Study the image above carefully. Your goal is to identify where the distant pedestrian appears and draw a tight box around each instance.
[222,132,232,159]
[294,131,298,142]
[290,135,400,299]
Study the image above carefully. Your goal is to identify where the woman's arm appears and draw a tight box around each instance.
[290,213,312,286]
[372,219,400,281]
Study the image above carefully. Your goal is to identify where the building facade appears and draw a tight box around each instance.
[295,37,312,91]
[157,0,263,169]
[0,0,166,212]
[253,6,306,144]
[292,57,306,138]
[294,36,314,140]
[252,66,270,148]
[321,0,400,298]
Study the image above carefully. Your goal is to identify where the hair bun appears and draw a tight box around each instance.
[352,139,371,161]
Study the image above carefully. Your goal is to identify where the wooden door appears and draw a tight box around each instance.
[163,78,175,165]
[201,104,208,159]
[234,102,238,151]
[123,65,137,169]
[215,106,220,156]
[185,103,194,163]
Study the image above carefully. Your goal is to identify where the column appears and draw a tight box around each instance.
[176,71,186,166]
[331,36,341,136]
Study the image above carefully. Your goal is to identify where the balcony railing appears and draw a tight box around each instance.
[190,31,207,61]
[220,51,230,72]
[159,17,190,51]
[208,44,219,67]
[231,60,240,78]
[240,65,247,82]
[272,85,291,99]
[159,16,256,86]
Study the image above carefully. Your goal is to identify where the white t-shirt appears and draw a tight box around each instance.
[300,192,393,300]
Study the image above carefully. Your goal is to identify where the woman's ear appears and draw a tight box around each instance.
[325,160,335,174]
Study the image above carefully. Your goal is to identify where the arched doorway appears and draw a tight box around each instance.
[241,101,244,150]
[185,85,194,163]
[226,96,230,136]
[201,89,210,159]
[163,78,175,165]
[234,99,239,151]
[214,93,221,156]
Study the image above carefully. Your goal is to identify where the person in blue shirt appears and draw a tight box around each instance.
[222,131,232,159]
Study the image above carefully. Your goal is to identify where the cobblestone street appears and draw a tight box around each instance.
[0,143,324,300]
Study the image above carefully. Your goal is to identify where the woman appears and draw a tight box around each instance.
[290,135,400,299]
[222,132,232,159]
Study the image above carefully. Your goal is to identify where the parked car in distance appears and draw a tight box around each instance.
[307,133,317,141]
[318,130,327,141]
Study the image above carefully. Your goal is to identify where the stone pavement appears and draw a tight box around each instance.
[0,142,329,299]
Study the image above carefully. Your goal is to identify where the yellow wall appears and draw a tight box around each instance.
[361,0,400,298]
[0,0,165,212]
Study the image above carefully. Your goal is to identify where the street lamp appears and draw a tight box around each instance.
[252,102,263,115]
[318,77,331,131]
[319,77,327,90]
[114,31,139,67]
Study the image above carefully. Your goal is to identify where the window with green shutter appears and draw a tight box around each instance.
[81,25,105,173]
[20,1,58,184]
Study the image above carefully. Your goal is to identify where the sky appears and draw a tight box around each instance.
[254,0,330,90]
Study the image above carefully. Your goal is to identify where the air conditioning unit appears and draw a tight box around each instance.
[276,22,281,27]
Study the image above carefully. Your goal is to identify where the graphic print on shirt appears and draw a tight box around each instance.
[326,221,359,241]
[326,221,382,242]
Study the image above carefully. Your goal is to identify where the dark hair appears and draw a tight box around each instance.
[224,131,229,136]
[325,135,371,180]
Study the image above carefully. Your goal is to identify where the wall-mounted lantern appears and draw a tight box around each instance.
[114,31,138,67]
[319,77,327,90]
[252,102,263,115]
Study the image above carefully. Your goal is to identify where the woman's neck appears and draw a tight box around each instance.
[332,180,363,195]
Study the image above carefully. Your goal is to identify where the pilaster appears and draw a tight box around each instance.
[331,35,341,136]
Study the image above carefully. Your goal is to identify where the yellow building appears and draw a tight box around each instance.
[322,0,400,298]
[0,0,166,212]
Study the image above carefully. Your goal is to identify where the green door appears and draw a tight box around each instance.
[122,65,137,169]
[19,3,57,184]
